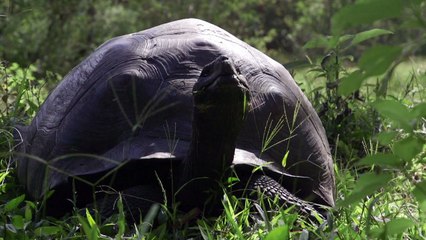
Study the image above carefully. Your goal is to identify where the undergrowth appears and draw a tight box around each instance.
[1,55,425,240]
[1,1,426,239]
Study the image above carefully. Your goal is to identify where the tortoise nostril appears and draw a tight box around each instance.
[220,56,229,62]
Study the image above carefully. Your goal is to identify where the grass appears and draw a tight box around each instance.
[0,56,425,239]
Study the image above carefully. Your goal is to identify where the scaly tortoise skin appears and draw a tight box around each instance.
[14,18,335,217]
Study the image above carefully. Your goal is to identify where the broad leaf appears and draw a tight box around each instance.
[359,45,402,76]
[24,202,33,222]
[338,34,354,47]
[372,99,414,131]
[384,218,415,236]
[371,218,415,237]
[338,172,392,206]
[358,153,403,167]
[412,102,426,118]
[4,194,25,212]
[304,34,355,50]
[332,0,403,34]
[413,181,426,212]
[34,226,62,237]
[376,131,398,145]
[265,225,289,240]
[393,136,424,161]
[338,70,364,95]
[351,29,394,46]
[11,215,25,230]
[303,35,338,50]
[283,60,312,70]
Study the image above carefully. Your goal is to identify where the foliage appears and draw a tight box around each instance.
[0,0,425,239]
[0,61,51,124]
[296,0,426,239]
[2,0,423,78]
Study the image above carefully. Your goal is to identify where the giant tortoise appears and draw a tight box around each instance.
[14,18,335,218]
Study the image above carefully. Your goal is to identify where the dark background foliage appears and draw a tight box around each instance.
[1,0,423,77]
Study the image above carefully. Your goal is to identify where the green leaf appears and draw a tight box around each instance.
[338,34,354,46]
[281,151,289,168]
[139,203,161,235]
[412,102,426,118]
[116,195,125,240]
[0,171,9,184]
[372,99,414,131]
[413,181,426,212]
[227,176,240,184]
[332,0,403,34]
[11,215,25,230]
[359,45,402,76]
[265,225,289,240]
[222,194,244,239]
[337,172,392,207]
[384,218,415,236]
[303,35,346,50]
[351,29,394,46]
[376,131,398,145]
[358,153,403,167]
[78,212,99,240]
[372,218,415,237]
[34,226,61,236]
[303,35,335,49]
[24,202,33,222]
[338,70,364,95]
[85,208,97,228]
[4,194,25,212]
[393,136,424,161]
[283,60,312,70]
[77,214,90,235]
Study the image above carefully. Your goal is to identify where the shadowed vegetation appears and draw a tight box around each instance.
[1,0,425,239]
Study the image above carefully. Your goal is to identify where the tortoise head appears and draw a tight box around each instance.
[193,56,250,118]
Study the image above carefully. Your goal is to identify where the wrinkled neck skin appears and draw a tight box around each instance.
[187,110,240,180]
[179,99,246,211]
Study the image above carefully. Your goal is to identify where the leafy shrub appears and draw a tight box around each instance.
[295,0,426,238]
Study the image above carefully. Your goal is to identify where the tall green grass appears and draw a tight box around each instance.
[1,0,426,237]
[0,56,424,239]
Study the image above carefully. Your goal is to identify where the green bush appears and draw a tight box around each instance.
[296,0,426,238]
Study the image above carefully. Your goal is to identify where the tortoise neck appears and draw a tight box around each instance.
[178,106,244,209]
[186,125,238,180]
